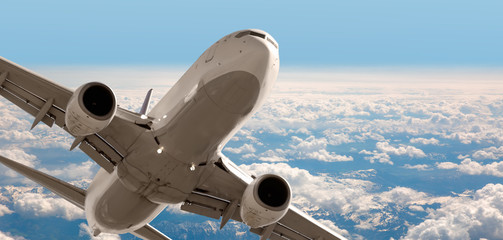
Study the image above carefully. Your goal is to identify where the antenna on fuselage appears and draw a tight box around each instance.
[140,89,153,115]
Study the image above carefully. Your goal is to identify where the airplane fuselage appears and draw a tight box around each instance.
[84,30,280,235]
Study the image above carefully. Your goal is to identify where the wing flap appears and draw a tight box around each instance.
[181,191,229,220]
[79,140,116,173]
[251,224,308,240]
[0,155,86,209]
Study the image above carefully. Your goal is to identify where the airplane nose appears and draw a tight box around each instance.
[200,30,278,115]
[203,70,261,115]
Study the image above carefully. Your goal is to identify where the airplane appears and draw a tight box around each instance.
[0,29,346,240]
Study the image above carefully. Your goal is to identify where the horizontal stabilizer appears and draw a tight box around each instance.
[132,224,172,240]
[0,155,86,209]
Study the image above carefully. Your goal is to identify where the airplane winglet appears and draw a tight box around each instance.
[140,89,153,115]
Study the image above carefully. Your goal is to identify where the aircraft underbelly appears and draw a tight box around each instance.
[86,169,166,234]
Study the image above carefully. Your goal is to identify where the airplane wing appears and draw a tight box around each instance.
[0,155,86,209]
[182,155,347,240]
[0,155,172,240]
[133,224,172,240]
[0,57,146,173]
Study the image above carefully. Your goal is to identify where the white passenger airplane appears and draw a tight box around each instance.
[0,29,346,240]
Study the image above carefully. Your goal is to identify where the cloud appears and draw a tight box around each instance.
[0,147,39,179]
[246,86,503,147]
[3,186,84,220]
[410,137,440,145]
[0,100,33,131]
[290,136,353,162]
[0,231,26,240]
[359,150,393,165]
[224,144,256,154]
[376,142,426,158]
[0,204,13,216]
[0,147,37,168]
[307,149,353,162]
[79,223,121,240]
[408,205,425,212]
[39,160,97,181]
[323,130,354,145]
[472,146,503,160]
[258,149,289,162]
[236,135,353,163]
[403,183,503,240]
[0,130,37,142]
[316,218,357,239]
[436,158,503,177]
[360,142,426,165]
[292,127,312,135]
[403,164,432,171]
[0,100,73,150]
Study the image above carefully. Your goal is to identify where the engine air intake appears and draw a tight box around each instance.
[83,85,115,117]
[258,177,289,208]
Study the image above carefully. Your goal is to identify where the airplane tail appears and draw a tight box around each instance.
[0,155,86,209]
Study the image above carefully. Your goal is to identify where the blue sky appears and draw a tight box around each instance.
[1,0,502,67]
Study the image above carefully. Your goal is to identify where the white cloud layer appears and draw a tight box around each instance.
[403,164,432,171]
[40,160,97,181]
[376,142,426,158]
[472,146,503,161]
[437,158,503,177]
[0,231,26,240]
[240,163,445,230]
[1,68,503,239]
[290,136,353,162]
[410,137,440,145]
[225,144,256,154]
[403,183,503,240]
[360,142,426,165]
[0,203,13,216]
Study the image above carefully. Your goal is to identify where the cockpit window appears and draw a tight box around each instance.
[249,31,266,39]
[235,31,249,38]
[235,30,266,39]
[235,30,278,49]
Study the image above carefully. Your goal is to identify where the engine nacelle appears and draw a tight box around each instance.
[65,82,117,136]
[240,174,291,228]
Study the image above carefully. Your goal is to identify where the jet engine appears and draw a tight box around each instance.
[240,174,291,228]
[65,82,117,136]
